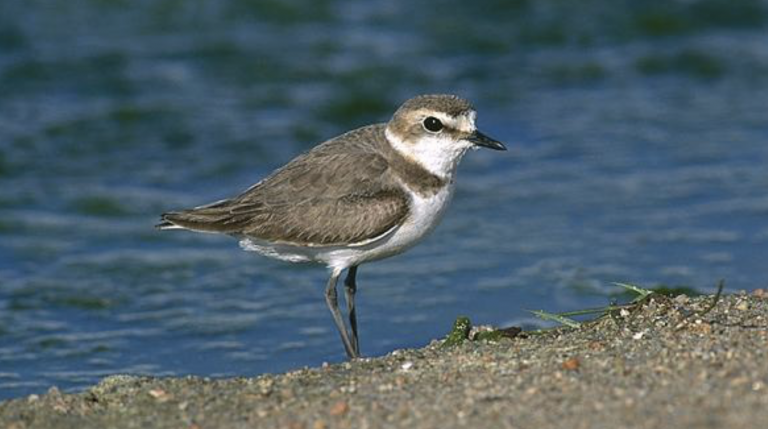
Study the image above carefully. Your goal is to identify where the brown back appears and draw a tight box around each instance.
[160,125,446,247]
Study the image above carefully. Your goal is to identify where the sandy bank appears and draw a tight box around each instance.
[2,292,767,429]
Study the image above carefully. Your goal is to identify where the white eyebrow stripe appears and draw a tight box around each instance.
[419,110,476,134]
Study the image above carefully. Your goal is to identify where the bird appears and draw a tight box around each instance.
[157,94,506,359]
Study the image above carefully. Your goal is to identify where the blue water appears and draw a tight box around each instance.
[1,0,768,400]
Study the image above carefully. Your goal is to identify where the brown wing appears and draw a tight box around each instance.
[159,150,410,247]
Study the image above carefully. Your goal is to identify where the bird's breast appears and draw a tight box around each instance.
[280,182,457,271]
[363,181,456,261]
[401,183,455,238]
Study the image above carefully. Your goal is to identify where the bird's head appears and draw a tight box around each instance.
[385,94,505,178]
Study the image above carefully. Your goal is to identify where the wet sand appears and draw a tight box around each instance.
[2,292,767,429]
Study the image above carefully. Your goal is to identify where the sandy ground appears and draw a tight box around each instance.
[1,292,767,429]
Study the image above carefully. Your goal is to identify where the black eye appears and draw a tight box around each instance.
[423,116,443,133]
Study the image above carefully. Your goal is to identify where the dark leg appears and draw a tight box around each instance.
[325,268,358,359]
[344,265,359,356]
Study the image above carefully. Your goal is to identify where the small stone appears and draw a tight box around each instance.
[730,376,750,387]
[588,341,604,351]
[259,378,275,394]
[632,331,645,340]
[691,321,712,334]
[395,376,407,387]
[329,400,349,417]
[148,388,171,402]
[752,288,766,298]
[735,301,749,311]
[562,357,580,371]
[400,361,414,371]
[27,394,40,403]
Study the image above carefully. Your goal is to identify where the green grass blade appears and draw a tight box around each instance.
[612,282,653,300]
[557,304,634,318]
[529,310,582,329]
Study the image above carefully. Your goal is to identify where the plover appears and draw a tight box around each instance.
[157,94,505,359]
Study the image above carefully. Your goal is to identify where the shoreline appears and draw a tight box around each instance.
[2,292,767,429]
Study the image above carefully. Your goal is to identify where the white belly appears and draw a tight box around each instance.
[331,183,456,268]
[239,183,456,270]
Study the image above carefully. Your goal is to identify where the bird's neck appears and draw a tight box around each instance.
[382,128,451,197]
[384,128,469,181]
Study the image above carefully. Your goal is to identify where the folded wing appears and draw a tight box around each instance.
[158,151,410,247]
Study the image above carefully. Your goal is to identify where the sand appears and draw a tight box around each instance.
[2,292,767,429]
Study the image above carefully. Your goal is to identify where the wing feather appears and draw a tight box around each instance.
[158,149,410,247]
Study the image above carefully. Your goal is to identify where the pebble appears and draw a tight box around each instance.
[148,389,171,402]
[562,357,580,371]
[329,401,349,417]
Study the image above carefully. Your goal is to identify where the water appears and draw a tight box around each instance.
[1,0,767,400]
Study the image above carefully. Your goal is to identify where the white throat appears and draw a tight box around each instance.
[385,128,473,179]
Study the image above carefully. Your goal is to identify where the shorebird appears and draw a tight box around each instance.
[157,94,506,359]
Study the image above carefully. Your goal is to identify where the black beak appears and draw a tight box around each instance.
[467,130,506,151]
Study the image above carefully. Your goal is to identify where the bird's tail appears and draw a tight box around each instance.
[155,216,184,230]
[156,198,249,234]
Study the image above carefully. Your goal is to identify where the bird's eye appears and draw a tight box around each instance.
[422,116,443,133]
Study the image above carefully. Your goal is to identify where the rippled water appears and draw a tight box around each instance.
[1,0,767,399]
